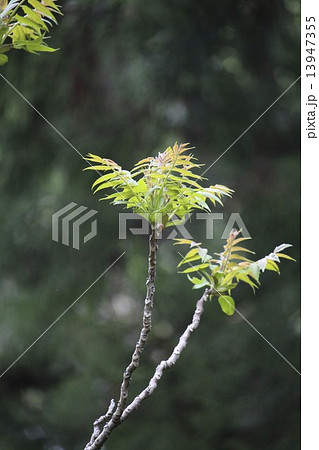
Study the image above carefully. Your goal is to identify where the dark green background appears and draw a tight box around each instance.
[0,0,300,449]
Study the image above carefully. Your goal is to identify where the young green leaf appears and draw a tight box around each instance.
[218,295,235,316]
[180,263,210,274]
[186,275,211,289]
[275,253,296,262]
[176,230,295,300]
[85,143,232,228]
[0,53,8,65]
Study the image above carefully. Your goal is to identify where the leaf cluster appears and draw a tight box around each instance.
[85,143,232,229]
[0,0,62,65]
[175,229,295,315]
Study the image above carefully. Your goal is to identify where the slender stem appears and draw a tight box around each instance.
[1,23,17,44]
[2,0,27,23]
[109,229,157,424]
[119,287,212,423]
[84,230,158,450]
[0,43,13,52]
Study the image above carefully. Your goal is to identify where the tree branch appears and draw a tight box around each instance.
[119,287,212,423]
[85,399,116,448]
[84,229,158,450]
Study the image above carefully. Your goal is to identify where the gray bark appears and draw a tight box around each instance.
[120,287,212,421]
[85,230,158,450]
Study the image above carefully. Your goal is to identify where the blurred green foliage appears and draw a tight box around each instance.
[0,0,300,449]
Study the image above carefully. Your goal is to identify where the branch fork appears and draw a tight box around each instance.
[84,228,211,449]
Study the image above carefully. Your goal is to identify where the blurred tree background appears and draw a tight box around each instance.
[0,0,300,449]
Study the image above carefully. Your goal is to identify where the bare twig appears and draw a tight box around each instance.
[86,399,115,448]
[84,230,158,449]
[120,287,212,422]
